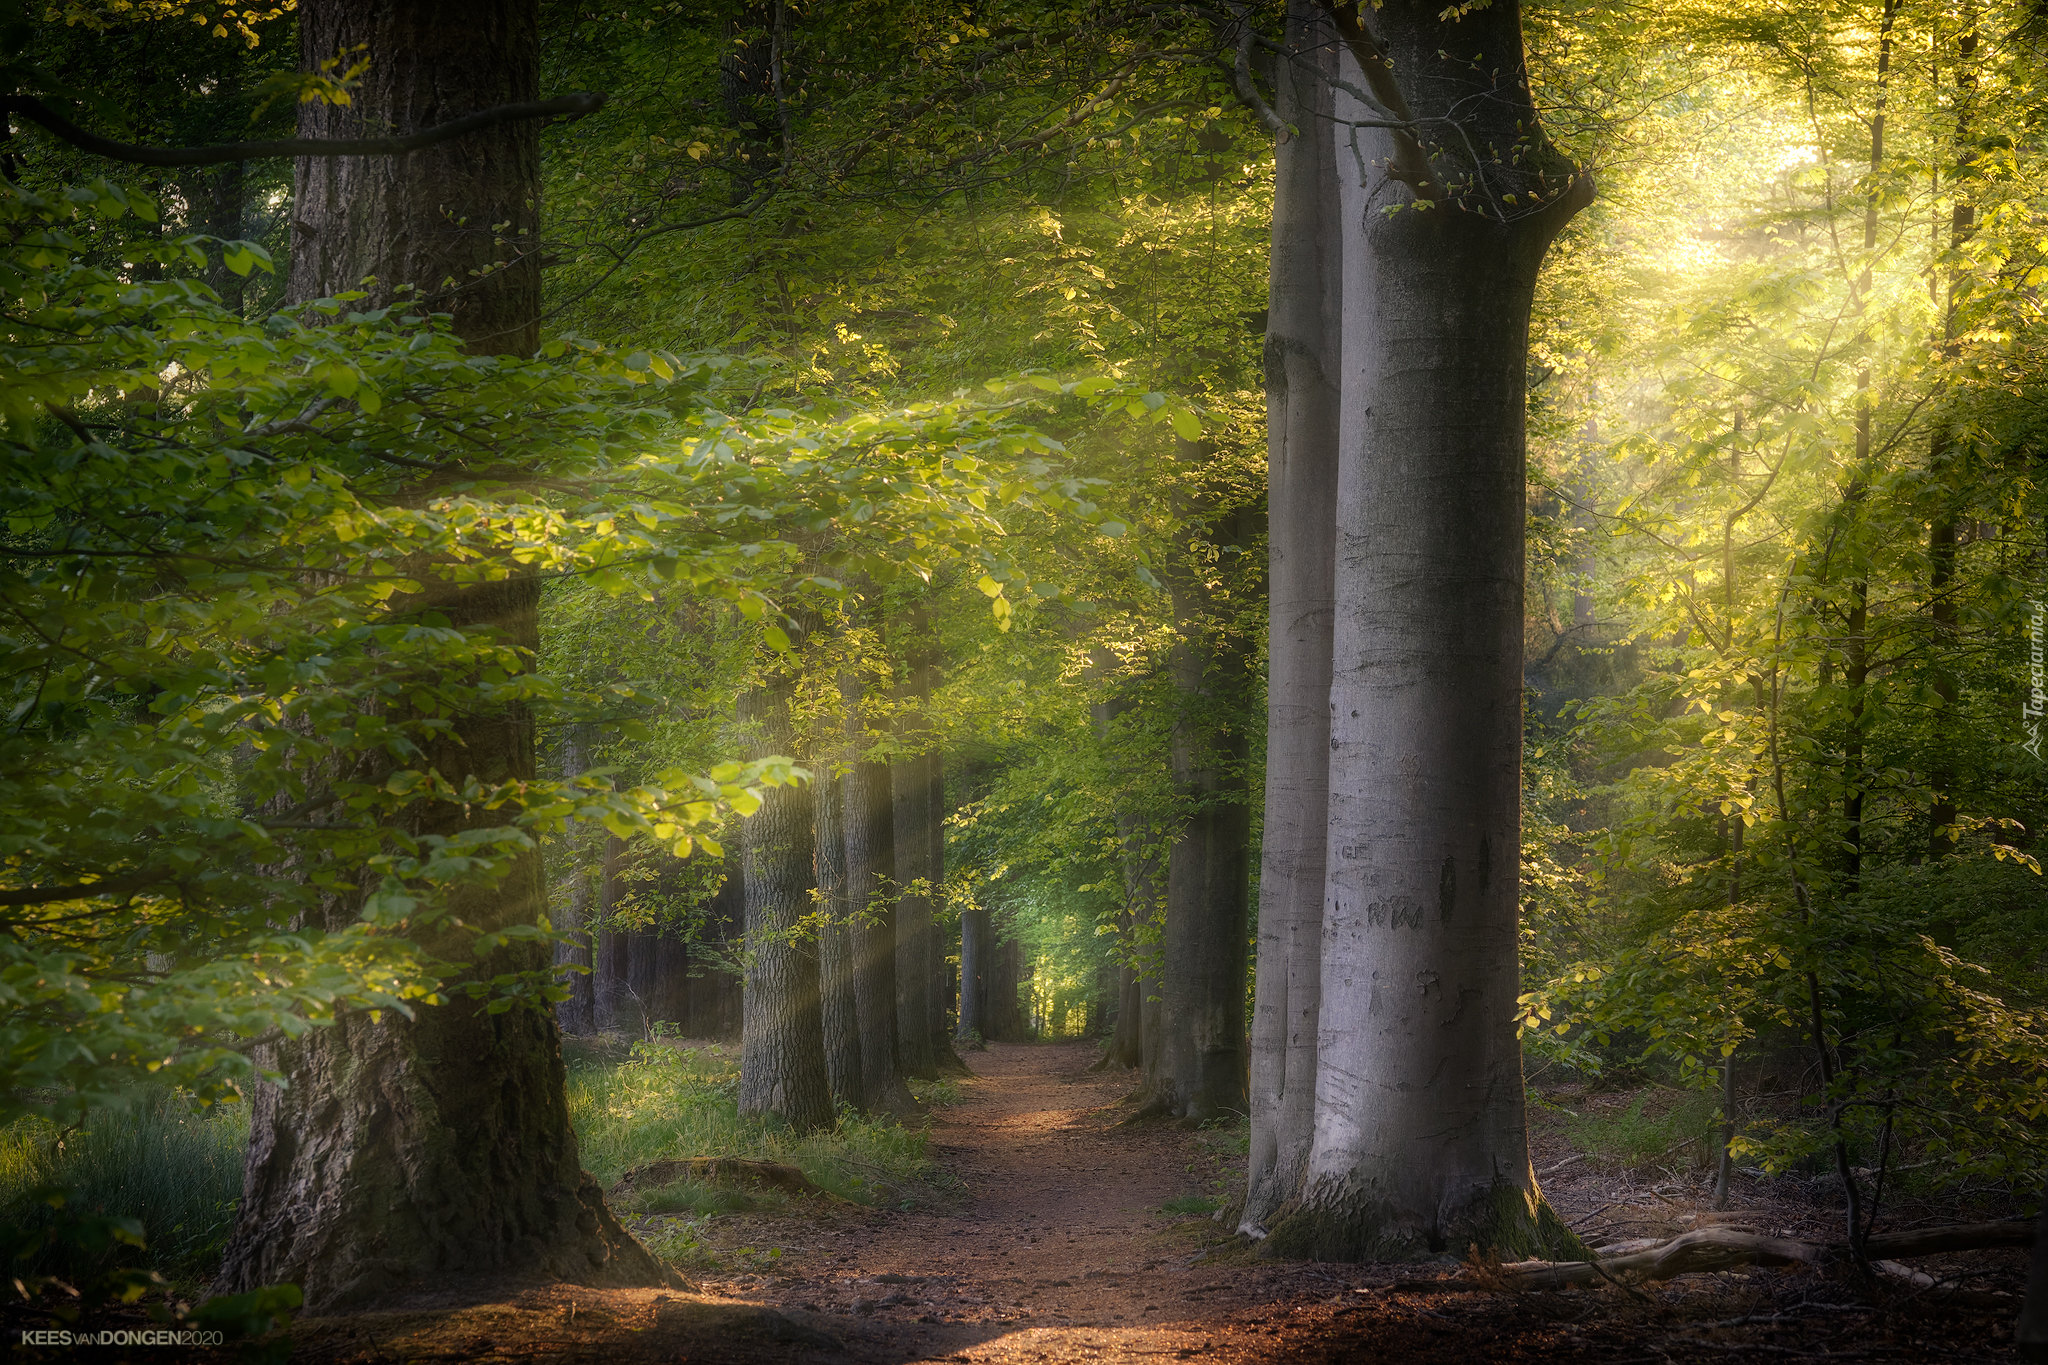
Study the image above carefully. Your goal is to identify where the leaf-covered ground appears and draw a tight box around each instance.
[31,1042,2026,1363]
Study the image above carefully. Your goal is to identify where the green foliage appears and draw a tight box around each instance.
[1560,1091,1720,1174]
[1,1089,248,1288]
[564,1041,939,1207]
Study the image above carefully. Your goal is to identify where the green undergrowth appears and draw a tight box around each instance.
[567,1040,944,1213]
[1557,1089,1719,1173]
[0,1090,249,1290]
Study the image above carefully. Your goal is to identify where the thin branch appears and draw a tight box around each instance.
[1,92,605,168]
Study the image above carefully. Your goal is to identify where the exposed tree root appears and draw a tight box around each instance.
[1400,1220,2042,1293]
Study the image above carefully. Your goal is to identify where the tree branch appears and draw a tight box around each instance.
[1,92,605,168]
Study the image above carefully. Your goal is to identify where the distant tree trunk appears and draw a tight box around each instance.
[843,673,917,1114]
[986,932,1027,1042]
[1242,0,1341,1238]
[957,903,989,1042]
[1264,0,1589,1262]
[596,835,630,1031]
[892,606,941,1080]
[216,0,665,1309]
[554,728,597,1036]
[650,931,689,1030]
[815,769,865,1112]
[923,750,967,1071]
[737,681,833,1132]
[1101,963,1142,1068]
[1153,488,1253,1122]
[2019,1177,2048,1360]
[689,872,744,1039]
[627,923,657,1037]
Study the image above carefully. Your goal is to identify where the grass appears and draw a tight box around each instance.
[0,1090,249,1290]
[1161,1193,1223,1216]
[566,1038,945,1268]
[1562,1089,1721,1173]
[0,1035,943,1287]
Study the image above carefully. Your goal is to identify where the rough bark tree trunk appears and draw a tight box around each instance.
[815,769,865,1113]
[1264,0,1590,1261]
[1242,0,1342,1238]
[216,0,665,1309]
[843,673,917,1115]
[736,681,833,1132]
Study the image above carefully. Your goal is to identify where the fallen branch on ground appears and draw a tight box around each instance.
[1486,1221,2036,1291]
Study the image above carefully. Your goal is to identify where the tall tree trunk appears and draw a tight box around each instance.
[1157,494,1254,1121]
[1101,963,1142,1068]
[1242,0,1342,1238]
[596,835,630,1031]
[217,0,664,1308]
[922,750,967,1071]
[554,729,597,1036]
[957,902,989,1043]
[650,931,689,1029]
[843,673,917,1114]
[1265,0,1588,1261]
[892,605,941,1080]
[737,681,833,1132]
[690,871,744,1040]
[815,769,865,1113]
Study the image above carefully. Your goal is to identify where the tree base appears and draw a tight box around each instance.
[1260,1176,1583,1263]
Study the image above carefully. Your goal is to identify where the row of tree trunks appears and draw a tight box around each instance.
[217,0,667,1310]
[1238,0,1591,1261]
[1154,482,1254,1121]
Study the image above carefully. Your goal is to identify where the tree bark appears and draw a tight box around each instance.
[843,673,917,1114]
[217,0,666,1309]
[553,728,597,1036]
[286,0,540,352]
[736,681,833,1132]
[596,835,630,1031]
[1265,0,1589,1262]
[1157,492,1253,1122]
[1242,0,1342,1238]
[891,605,941,1080]
[2019,1181,2048,1360]
[814,768,865,1113]
[957,901,989,1043]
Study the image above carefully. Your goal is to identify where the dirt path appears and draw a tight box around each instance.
[285,1041,2029,1364]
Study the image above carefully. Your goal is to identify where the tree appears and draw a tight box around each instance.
[1259,0,1591,1259]
[1241,0,1342,1238]
[216,0,668,1307]
[736,671,834,1132]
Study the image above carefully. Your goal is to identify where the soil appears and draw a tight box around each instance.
[45,1041,2031,1363]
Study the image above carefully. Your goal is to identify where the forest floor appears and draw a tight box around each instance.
[276,1041,2028,1364]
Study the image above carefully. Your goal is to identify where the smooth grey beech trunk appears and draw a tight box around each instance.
[814,769,865,1112]
[842,673,918,1115]
[1242,0,1343,1238]
[216,0,666,1308]
[736,681,834,1132]
[1263,0,1589,1261]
